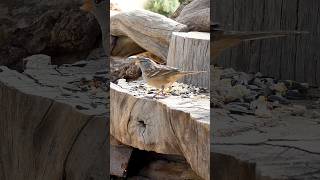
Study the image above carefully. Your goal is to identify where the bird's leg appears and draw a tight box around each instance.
[153,86,165,98]
[160,85,166,96]
[152,89,161,98]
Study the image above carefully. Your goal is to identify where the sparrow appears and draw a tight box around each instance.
[129,56,205,95]
[212,23,307,60]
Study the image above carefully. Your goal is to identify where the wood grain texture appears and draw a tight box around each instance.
[167,32,210,89]
[110,81,210,180]
[175,0,210,32]
[0,54,111,180]
[111,36,145,57]
[215,0,320,86]
[211,107,320,180]
[110,10,188,60]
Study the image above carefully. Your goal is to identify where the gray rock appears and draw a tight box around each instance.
[1,8,100,69]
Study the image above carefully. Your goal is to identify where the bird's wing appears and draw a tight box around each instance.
[214,31,307,41]
[147,65,180,78]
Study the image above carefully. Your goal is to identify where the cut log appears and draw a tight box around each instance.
[0,54,131,179]
[175,0,210,32]
[110,10,189,60]
[167,32,210,89]
[212,107,320,180]
[110,80,210,180]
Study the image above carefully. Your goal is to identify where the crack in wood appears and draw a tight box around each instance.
[62,116,95,180]
[214,142,320,155]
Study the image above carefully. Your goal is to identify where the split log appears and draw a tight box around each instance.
[110,10,189,60]
[167,32,210,89]
[110,80,210,180]
[175,0,210,32]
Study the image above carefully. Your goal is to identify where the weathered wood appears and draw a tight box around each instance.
[111,36,145,57]
[215,0,320,86]
[110,137,133,177]
[211,106,320,180]
[175,0,210,32]
[210,66,320,179]
[110,10,189,60]
[170,0,193,19]
[167,32,210,89]
[0,54,131,179]
[110,80,210,180]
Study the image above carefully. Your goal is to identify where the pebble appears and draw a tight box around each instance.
[211,68,318,117]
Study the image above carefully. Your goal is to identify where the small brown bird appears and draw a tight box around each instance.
[129,56,205,95]
[212,23,307,60]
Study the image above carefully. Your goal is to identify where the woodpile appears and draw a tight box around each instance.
[110,0,210,85]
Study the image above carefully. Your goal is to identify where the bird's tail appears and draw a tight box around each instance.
[216,31,308,41]
[180,71,207,75]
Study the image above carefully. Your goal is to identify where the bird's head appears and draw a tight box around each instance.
[80,0,107,15]
[128,56,155,70]
[128,56,151,65]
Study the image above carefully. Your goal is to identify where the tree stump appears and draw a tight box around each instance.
[167,32,210,89]
[111,10,188,60]
[110,80,210,180]
[0,54,133,179]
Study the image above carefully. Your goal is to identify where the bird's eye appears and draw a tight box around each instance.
[95,0,103,4]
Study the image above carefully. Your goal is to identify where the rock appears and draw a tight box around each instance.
[0,57,109,180]
[289,105,307,116]
[286,90,305,100]
[280,80,309,91]
[23,54,52,69]
[225,102,254,115]
[270,82,287,95]
[309,111,320,119]
[251,96,272,118]
[267,95,290,105]
[1,9,101,69]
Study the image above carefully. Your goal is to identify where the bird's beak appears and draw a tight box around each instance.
[80,0,92,12]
